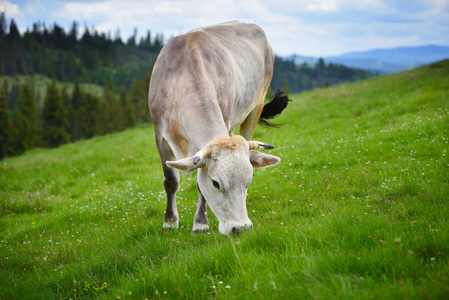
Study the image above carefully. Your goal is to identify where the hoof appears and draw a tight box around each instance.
[192,223,210,233]
[163,221,179,230]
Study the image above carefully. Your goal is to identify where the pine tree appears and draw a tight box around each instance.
[114,27,123,45]
[101,79,118,134]
[126,28,137,47]
[79,91,100,139]
[8,19,21,43]
[152,33,164,51]
[315,57,325,71]
[129,75,141,122]
[8,83,19,111]
[7,19,25,74]
[15,82,37,153]
[119,85,136,129]
[0,87,13,158]
[129,74,150,122]
[0,12,6,41]
[60,85,71,135]
[69,21,78,44]
[69,82,82,141]
[41,79,70,147]
[315,58,326,86]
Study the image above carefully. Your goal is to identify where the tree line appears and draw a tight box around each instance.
[0,11,372,95]
[0,12,161,90]
[270,57,373,94]
[0,75,149,159]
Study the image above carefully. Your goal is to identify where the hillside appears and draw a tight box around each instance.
[0,61,448,299]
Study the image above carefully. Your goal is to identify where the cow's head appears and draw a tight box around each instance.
[166,135,280,235]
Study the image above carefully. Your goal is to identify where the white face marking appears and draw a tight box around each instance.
[197,149,253,235]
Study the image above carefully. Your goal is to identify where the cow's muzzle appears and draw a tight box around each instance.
[219,219,253,235]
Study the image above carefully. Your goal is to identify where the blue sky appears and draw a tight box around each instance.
[2,0,449,57]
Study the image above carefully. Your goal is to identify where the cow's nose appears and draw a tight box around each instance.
[232,227,243,235]
[231,222,253,235]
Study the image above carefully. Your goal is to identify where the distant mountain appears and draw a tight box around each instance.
[332,45,449,64]
[287,45,449,74]
[323,58,408,74]
[286,54,318,67]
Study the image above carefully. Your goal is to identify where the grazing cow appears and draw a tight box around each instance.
[148,21,289,235]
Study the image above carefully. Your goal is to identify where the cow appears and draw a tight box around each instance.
[148,21,289,235]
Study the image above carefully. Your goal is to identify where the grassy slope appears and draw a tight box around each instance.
[1,60,448,299]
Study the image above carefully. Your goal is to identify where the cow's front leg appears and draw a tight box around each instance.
[163,166,180,229]
[192,181,210,232]
[157,137,180,229]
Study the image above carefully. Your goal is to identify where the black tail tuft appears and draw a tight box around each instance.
[259,89,291,127]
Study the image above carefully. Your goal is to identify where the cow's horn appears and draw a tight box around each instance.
[248,141,275,150]
[193,147,212,165]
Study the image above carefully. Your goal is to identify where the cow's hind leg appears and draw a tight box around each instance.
[240,102,264,140]
[192,181,210,232]
[157,137,180,229]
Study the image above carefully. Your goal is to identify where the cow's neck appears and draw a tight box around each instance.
[182,94,230,152]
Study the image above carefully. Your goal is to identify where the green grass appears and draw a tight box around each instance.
[1,60,449,299]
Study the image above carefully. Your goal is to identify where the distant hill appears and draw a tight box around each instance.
[288,45,449,74]
[286,54,318,67]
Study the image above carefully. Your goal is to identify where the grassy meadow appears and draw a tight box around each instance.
[1,60,449,299]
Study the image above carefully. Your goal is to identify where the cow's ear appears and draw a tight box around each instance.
[249,150,280,168]
[166,157,203,173]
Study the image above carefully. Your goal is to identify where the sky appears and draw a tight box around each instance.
[2,0,449,57]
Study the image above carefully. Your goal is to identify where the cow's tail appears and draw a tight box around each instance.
[258,89,291,127]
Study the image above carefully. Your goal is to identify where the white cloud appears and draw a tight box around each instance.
[0,0,20,15]
[52,0,303,47]
[7,0,449,56]
[56,1,114,20]
[23,0,46,16]
[153,1,185,15]
[305,0,338,12]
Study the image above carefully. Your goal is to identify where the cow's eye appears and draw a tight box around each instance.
[212,180,220,189]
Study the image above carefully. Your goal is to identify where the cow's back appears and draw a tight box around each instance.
[200,22,274,121]
[149,21,273,157]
